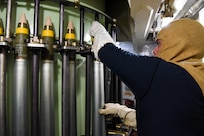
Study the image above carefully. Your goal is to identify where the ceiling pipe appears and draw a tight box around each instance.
[183,0,204,18]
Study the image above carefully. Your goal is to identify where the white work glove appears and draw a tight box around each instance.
[99,103,136,127]
[89,21,115,60]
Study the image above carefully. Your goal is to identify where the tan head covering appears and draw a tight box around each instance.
[157,18,204,96]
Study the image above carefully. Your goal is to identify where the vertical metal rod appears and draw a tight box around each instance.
[111,19,117,42]
[62,52,69,136]
[61,3,77,134]
[62,53,77,136]
[111,21,122,103]
[118,78,122,103]
[93,61,106,136]
[95,13,99,21]
[110,72,115,102]
[110,73,121,102]
[0,47,7,136]
[68,54,77,136]
[60,2,69,136]
[31,50,40,136]
[80,6,92,136]
[86,54,93,136]
[31,1,40,136]
[104,21,111,103]
[92,13,106,136]
[59,3,64,45]
[104,66,111,102]
[80,7,84,46]
[5,0,12,38]
[110,22,122,103]
[33,0,39,37]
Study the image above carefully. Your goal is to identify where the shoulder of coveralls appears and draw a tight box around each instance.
[98,43,164,98]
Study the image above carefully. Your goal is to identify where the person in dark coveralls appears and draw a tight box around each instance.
[89,18,204,136]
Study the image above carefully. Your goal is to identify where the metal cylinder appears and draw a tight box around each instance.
[12,59,29,136]
[5,0,12,39]
[62,53,77,136]
[85,54,93,136]
[104,66,111,102]
[33,0,40,37]
[0,47,7,136]
[40,60,55,136]
[68,55,77,136]
[1,1,12,134]
[0,15,7,136]
[92,61,106,136]
[31,50,40,136]
[62,52,69,136]
[184,0,204,17]
[80,7,85,46]
[59,3,64,45]
[110,22,121,103]
[110,73,121,103]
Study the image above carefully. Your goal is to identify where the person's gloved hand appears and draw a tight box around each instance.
[99,103,136,127]
[89,21,115,60]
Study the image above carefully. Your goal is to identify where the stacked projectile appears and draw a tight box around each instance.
[41,16,54,60]
[14,13,29,59]
[12,13,29,136]
[64,21,76,47]
[0,18,3,36]
[0,18,4,42]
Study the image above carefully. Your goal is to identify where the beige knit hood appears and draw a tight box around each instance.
[157,18,204,96]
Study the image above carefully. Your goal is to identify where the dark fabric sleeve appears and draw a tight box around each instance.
[98,43,161,98]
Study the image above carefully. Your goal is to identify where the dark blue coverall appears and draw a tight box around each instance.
[99,43,204,136]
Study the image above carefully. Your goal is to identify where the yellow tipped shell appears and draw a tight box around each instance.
[16,13,29,35]
[0,18,3,35]
[42,16,54,37]
[65,21,76,40]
